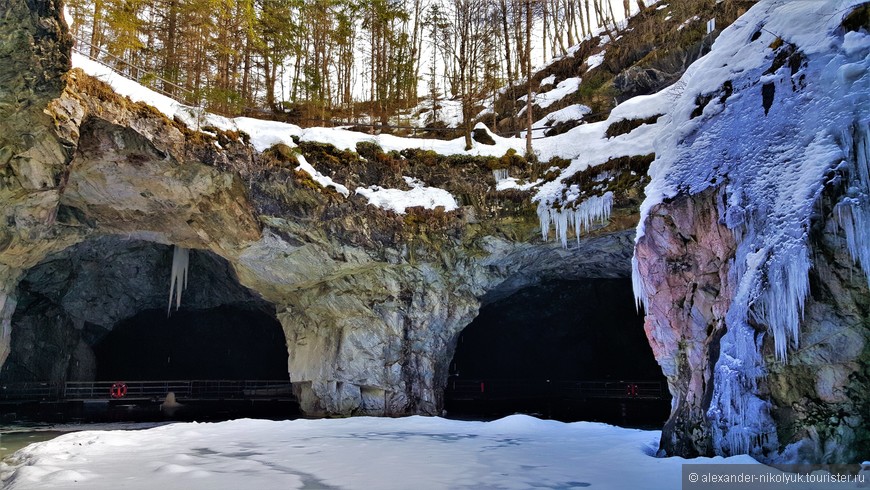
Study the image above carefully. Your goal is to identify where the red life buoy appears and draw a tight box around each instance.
[110,382,128,399]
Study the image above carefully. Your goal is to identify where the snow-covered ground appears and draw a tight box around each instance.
[408,98,465,129]
[518,77,583,115]
[0,415,766,490]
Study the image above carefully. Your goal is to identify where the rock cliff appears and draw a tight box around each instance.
[5,0,866,467]
[633,0,870,463]
[0,0,639,418]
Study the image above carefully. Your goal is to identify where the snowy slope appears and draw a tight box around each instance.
[533,90,671,247]
[0,415,768,490]
[631,0,870,457]
[72,52,666,225]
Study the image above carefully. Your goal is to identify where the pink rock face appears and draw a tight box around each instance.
[637,182,870,463]
[635,187,737,457]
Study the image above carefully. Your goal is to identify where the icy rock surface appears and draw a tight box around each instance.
[633,0,870,461]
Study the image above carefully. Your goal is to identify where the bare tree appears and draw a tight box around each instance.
[448,0,497,149]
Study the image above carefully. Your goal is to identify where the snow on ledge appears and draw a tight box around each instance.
[496,177,543,192]
[356,177,458,214]
[586,52,606,71]
[295,155,349,197]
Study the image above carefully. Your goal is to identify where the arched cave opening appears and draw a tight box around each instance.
[0,236,293,422]
[445,279,670,427]
[94,306,288,381]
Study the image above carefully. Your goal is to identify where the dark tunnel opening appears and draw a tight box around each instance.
[445,279,671,427]
[94,305,289,381]
[0,236,297,423]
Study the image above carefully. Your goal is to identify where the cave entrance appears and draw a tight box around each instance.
[445,279,670,427]
[94,306,288,381]
[0,236,294,422]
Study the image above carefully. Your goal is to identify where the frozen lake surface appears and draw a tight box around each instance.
[0,415,766,489]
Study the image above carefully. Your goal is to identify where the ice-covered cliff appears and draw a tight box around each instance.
[633,0,870,463]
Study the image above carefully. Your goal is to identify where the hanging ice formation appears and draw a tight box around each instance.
[537,192,614,248]
[835,122,870,291]
[167,246,190,315]
[739,125,870,362]
[492,168,510,182]
[626,0,870,458]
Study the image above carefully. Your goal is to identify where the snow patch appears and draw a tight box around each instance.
[294,154,350,197]
[496,178,542,192]
[533,104,592,130]
[519,77,582,111]
[586,52,606,71]
[356,177,458,214]
[409,98,464,128]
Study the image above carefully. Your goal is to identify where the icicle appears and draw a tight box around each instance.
[538,203,552,241]
[492,168,509,182]
[536,192,614,247]
[835,122,870,291]
[631,255,647,312]
[754,249,811,361]
[167,246,190,315]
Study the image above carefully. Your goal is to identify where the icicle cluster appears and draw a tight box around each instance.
[492,168,509,182]
[753,248,812,360]
[835,122,870,291]
[735,126,870,363]
[708,319,775,456]
[168,246,189,315]
[538,192,614,248]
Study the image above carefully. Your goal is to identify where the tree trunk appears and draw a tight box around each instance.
[500,0,515,134]
[525,0,533,158]
[164,0,179,97]
[89,0,104,59]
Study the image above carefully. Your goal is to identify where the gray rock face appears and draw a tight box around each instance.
[763,188,870,463]
[0,1,641,419]
[0,0,73,367]
[0,0,71,157]
[263,231,636,416]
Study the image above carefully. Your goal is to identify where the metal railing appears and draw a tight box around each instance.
[0,380,294,402]
[73,36,199,105]
[445,378,668,401]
